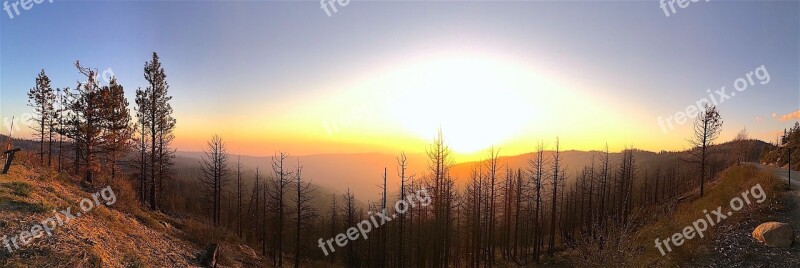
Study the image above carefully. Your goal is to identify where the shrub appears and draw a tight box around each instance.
[3,182,33,197]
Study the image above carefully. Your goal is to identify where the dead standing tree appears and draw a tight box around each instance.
[734,127,750,165]
[396,152,412,267]
[293,160,317,268]
[528,142,547,263]
[688,104,723,197]
[548,138,562,256]
[199,134,229,227]
[270,152,292,266]
[484,146,500,265]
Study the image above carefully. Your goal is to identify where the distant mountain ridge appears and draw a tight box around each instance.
[174,139,772,201]
[0,135,771,202]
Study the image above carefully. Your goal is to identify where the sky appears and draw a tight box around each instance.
[1,0,798,162]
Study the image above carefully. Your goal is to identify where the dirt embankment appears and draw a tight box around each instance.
[0,163,201,267]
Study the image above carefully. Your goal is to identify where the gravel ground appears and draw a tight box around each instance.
[689,165,800,268]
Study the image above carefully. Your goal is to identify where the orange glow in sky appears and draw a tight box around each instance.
[171,50,684,162]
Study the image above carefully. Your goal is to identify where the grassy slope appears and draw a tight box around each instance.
[624,165,786,266]
[0,157,201,267]
[560,165,787,267]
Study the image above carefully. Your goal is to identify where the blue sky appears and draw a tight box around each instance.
[1,0,798,155]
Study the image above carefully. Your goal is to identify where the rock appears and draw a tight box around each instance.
[752,222,794,247]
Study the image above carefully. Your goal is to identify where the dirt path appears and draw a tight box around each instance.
[747,162,800,189]
[748,162,800,235]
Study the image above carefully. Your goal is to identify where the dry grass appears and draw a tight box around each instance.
[0,153,270,267]
[3,182,33,197]
[0,161,202,267]
[624,165,784,266]
[564,165,785,267]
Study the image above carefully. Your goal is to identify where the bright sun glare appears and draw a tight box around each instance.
[385,55,545,154]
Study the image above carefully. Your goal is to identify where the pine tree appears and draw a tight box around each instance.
[69,62,105,184]
[134,87,150,204]
[99,77,132,182]
[141,52,176,210]
[27,69,56,165]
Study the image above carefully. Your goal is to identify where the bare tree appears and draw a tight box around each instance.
[343,189,357,266]
[528,141,547,262]
[236,156,244,237]
[734,127,750,165]
[199,134,229,227]
[512,168,523,261]
[270,152,292,266]
[293,160,317,268]
[688,104,723,197]
[618,148,635,226]
[426,129,455,267]
[597,144,610,244]
[484,146,500,264]
[464,166,484,266]
[380,167,388,267]
[327,194,338,264]
[548,138,561,256]
[396,152,411,267]
[244,167,265,254]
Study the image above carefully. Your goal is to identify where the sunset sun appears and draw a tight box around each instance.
[384,55,543,154]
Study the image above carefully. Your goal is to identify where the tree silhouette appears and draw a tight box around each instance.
[140,52,176,210]
[528,141,547,262]
[292,160,317,268]
[689,104,723,197]
[270,152,292,266]
[199,134,229,227]
[27,69,56,165]
[734,127,750,165]
[99,77,133,182]
[68,61,104,184]
[548,138,562,256]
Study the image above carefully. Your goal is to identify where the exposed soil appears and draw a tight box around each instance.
[688,165,800,267]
